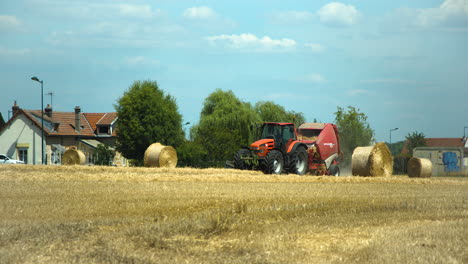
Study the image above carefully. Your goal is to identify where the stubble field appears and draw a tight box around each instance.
[0,165,467,263]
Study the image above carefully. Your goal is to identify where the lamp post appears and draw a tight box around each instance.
[31,76,45,165]
[389,127,399,146]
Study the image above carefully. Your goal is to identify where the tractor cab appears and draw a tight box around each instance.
[250,122,296,157]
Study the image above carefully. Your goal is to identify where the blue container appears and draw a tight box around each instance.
[443,152,459,172]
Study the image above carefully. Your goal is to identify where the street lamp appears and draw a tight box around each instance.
[389,127,399,146]
[31,76,45,165]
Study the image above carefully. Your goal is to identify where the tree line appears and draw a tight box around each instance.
[115,80,377,167]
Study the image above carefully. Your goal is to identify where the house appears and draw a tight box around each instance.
[401,137,467,155]
[401,137,468,176]
[0,102,125,165]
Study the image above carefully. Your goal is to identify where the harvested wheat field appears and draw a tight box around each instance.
[0,165,467,264]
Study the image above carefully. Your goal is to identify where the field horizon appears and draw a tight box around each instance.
[1,165,467,263]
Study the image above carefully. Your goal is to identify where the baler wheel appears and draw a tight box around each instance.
[234,149,252,170]
[263,150,284,175]
[289,147,308,175]
[329,164,340,176]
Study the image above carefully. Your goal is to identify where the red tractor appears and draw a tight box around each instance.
[233,122,341,175]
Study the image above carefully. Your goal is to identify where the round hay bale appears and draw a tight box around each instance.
[62,148,86,165]
[351,146,373,176]
[144,143,178,168]
[352,142,393,177]
[408,157,432,178]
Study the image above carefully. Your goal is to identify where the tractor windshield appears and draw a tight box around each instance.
[261,124,281,139]
[260,124,296,142]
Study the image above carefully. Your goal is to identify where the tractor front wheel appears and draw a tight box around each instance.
[263,150,284,175]
[234,149,252,170]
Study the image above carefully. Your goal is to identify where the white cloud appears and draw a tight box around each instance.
[304,43,325,53]
[206,33,296,52]
[416,0,468,28]
[0,15,23,32]
[182,6,236,30]
[270,10,314,24]
[384,0,468,32]
[27,2,163,21]
[302,73,326,83]
[118,4,158,19]
[317,2,361,26]
[183,6,217,19]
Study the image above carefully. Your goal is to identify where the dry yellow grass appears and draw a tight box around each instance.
[0,165,467,263]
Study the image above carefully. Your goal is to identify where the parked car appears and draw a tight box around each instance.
[0,154,25,164]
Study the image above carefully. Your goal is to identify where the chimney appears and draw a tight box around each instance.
[12,101,20,116]
[45,104,52,118]
[74,106,81,133]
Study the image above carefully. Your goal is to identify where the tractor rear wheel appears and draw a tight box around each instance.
[289,147,308,175]
[234,149,252,170]
[263,150,284,175]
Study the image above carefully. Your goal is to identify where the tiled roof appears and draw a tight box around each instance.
[83,113,106,131]
[97,112,118,125]
[11,109,118,137]
[27,110,95,136]
[425,138,465,148]
[401,138,465,154]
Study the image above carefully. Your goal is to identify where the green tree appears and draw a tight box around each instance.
[114,80,184,163]
[94,144,114,165]
[254,101,305,126]
[334,106,374,164]
[405,131,427,156]
[177,140,207,167]
[0,112,5,128]
[387,141,405,156]
[192,89,261,163]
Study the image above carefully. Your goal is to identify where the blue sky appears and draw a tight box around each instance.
[1,0,467,143]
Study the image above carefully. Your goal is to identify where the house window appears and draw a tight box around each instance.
[18,149,28,164]
[99,125,110,135]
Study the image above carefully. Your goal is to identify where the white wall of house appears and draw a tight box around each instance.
[0,114,44,164]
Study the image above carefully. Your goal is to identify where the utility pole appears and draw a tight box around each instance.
[31,76,45,165]
[389,127,399,145]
